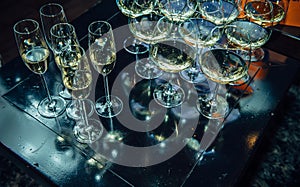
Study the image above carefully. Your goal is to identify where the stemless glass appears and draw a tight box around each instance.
[40,3,70,99]
[179,18,222,83]
[88,21,123,118]
[50,23,95,119]
[59,45,103,143]
[198,48,248,119]
[13,19,66,118]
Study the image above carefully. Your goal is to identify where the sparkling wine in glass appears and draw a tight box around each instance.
[178,18,222,83]
[60,45,103,143]
[149,38,196,108]
[158,0,197,23]
[50,23,95,119]
[128,14,173,79]
[225,19,271,62]
[13,19,66,117]
[116,0,157,54]
[198,48,248,119]
[88,21,123,118]
[244,0,274,27]
[198,0,240,26]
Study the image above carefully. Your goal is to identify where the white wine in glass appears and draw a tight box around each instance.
[178,18,222,83]
[149,38,196,108]
[198,48,248,119]
[198,0,240,26]
[88,21,123,118]
[128,14,173,79]
[50,23,95,120]
[60,45,103,143]
[13,19,66,118]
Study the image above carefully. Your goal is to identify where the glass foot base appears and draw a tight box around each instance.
[180,67,207,83]
[95,95,123,118]
[38,96,66,118]
[56,84,72,99]
[249,48,265,62]
[197,95,229,119]
[66,99,95,120]
[135,58,163,79]
[124,36,148,55]
[73,118,103,144]
[153,83,185,108]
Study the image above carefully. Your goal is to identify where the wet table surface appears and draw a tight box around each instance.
[0,0,299,186]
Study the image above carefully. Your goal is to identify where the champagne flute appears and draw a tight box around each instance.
[60,45,103,143]
[13,19,66,118]
[39,3,71,99]
[178,18,222,83]
[50,23,95,119]
[88,21,123,118]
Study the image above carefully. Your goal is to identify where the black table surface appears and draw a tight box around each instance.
[1,1,299,186]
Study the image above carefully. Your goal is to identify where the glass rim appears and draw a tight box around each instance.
[39,3,65,18]
[13,19,39,35]
[50,23,76,38]
[88,20,112,35]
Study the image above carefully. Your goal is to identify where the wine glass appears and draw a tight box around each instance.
[198,0,240,26]
[244,0,288,27]
[157,0,197,39]
[40,3,68,48]
[59,45,103,143]
[225,19,271,62]
[149,38,196,108]
[50,23,95,120]
[244,0,272,25]
[39,3,71,99]
[116,0,157,55]
[13,19,66,118]
[268,0,289,26]
[158,0,197,23]
[178,18,222,83]
[88,21,123,118]
[198,47,248,119]
[116,0,156,18]
[128,14,173,79]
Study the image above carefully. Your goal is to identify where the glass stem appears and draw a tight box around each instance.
[40,74,55,111]
[211,84,219,106]
[103,75,111,105]
[79,99,92,140]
